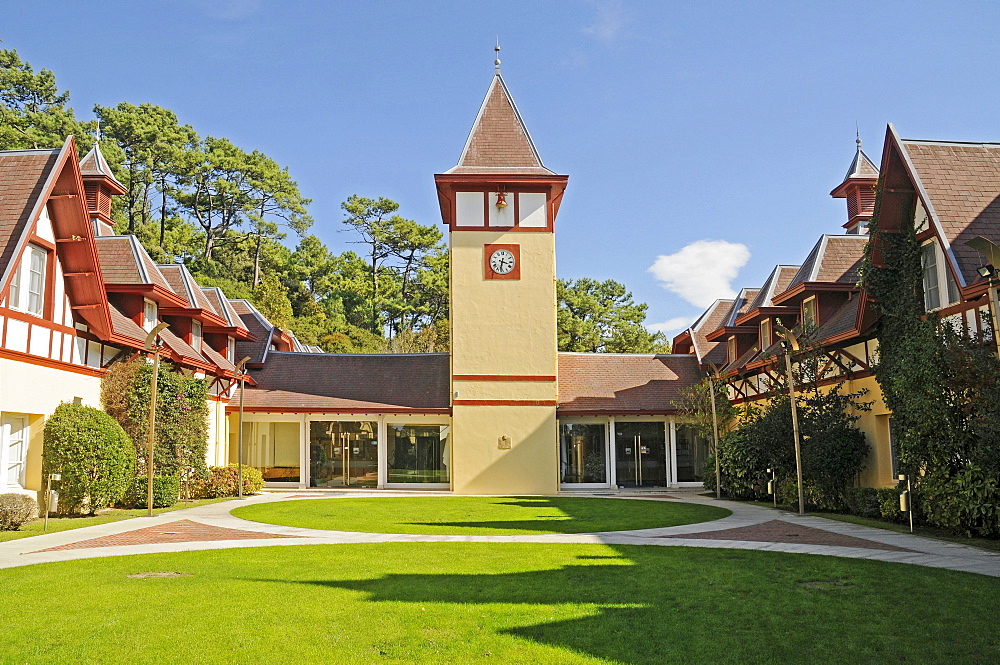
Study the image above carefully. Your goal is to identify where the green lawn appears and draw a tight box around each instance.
[1,543,998,664]
[0,497,235,543]
[232,496,730,535]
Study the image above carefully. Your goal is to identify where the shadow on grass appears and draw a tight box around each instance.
[251,544,1000,665]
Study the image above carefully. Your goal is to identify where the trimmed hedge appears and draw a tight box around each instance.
[42,403,136,514]
[122,475,180,509]
[0,493,38,530]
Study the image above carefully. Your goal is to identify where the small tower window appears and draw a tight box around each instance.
[143,299,158,332]
[760,318,772,349]
[802,297,818,329]
[727,336,737,364]
[192,320,203,353]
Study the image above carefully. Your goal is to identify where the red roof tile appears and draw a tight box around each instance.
[0,149,60,280]
[557,353,703,415]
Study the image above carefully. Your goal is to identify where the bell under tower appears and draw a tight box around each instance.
[435,50,568,494]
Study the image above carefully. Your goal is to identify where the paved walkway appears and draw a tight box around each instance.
[2,489,998,577]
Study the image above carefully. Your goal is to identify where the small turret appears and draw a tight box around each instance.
[79,142,125,236]
[830,134,879,234]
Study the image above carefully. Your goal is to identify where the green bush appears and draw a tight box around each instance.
[195,465,264,498]
[918,466,1000,537]
[122,475,180,509]
[877,487,905,523]
[43,403,136,514]
[844,487,881,518]
[0,493,38,530]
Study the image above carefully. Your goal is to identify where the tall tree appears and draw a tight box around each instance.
[557,278,669,353]
[94,102,198,235]
[0,47,93,151]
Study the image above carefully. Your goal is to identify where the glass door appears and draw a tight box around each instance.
[310,421,378,487]
[614,421,667,488]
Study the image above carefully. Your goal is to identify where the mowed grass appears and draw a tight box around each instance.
[231,496,730,534]
[0,497,235,543]
[2,543,999,665]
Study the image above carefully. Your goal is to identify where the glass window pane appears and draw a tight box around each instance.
[560,423,606,483]
[387,424,450,483]
[921,243,940,310]
[243,421,300,483]
[675,425,710,482]
[27,246,45,315]
[8,264,20,308]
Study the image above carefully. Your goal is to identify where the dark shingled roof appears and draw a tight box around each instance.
[447,75,555,176]
[94,235,176,293]
[158,264,218,312]
[557,353,703,415]
[237,352,451,412]
[784,235,866,292]
[814,295,862,343]
[230,299,273,364]
[901,139,1000,286]
[0,149,60,281]
[684,299,732,366]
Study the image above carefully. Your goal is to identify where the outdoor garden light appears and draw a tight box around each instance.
[43,473,61,532]
[898,473,914,533]
[965,237,1000,357]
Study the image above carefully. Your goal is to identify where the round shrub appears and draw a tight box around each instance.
[43,403,136,514]
[0,493,38,530]
[122,475,180,509]
[195,465,264,498]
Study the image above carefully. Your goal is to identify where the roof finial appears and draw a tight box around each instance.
[494,39,501,76]
[856,122,861,149]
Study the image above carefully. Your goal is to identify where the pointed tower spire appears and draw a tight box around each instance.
[79,142,125,235]
[495,40,501,76]
[830,131,879,234]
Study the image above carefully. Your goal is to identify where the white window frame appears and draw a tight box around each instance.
[760,318,772,350]
[727,336,737,364]
[920,240,960,312]
[227,336,236,361]
[802,296,818,329]
[3,415,29,490]
[191,319,203,353]
[7,245,47,317]
[143,299,158,332]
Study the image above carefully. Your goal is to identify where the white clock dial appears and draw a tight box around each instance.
[489,249,515,275]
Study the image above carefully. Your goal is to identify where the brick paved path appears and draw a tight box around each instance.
[0,490,997,577]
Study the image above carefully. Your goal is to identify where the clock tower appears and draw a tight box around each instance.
[435,52,568,494]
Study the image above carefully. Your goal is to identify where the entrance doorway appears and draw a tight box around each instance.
[309,421,378,487]
[614,421,667,488]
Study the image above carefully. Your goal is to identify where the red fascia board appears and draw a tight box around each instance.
[734,305,798,327]
[224,405,451,415]
[830,177,877,199]
[771,282,858,306]
[556,409,682,417]
[81,173,127,196]
[204,324,255,340]
[159,306,229,328]
[705,325,755,342]
[104,283,188,308]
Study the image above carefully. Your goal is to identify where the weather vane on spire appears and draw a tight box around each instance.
[856,122,862,149]
[494,39,501,75]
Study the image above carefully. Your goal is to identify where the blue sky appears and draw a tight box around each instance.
[6,1,1000,336]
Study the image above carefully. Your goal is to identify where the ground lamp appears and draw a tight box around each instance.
[43,473,60,532]
[964,236,1000,357]
[766,468,777,508]
[898,473,914,533]
[235,356,252,499]
[707,362,723,500]
[144,322,170,517]
[774,321,805,516]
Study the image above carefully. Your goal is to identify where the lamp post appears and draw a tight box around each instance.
[144,322,169,517]
[774,321,805,516]
[964,236,1000,358]
[707,362,723,500]
[235,356,252,499]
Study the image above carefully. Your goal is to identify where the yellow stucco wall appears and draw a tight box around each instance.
[450,404,558,494]
[449,229,559,494]
[0,358,103,492]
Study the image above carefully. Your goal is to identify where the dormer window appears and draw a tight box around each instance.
[143,299,158,332]
[191,320,203,353]
[227,336,236,361]
[802,297,818,329]
[7,245,47,317]
[760,318,772,349]
[727,336,737,364]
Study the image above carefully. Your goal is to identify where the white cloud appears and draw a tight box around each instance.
[647,239,751,308]
[647,316,694,335]
[582,0,629,44]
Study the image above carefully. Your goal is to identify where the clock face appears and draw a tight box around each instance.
[490,249,516,275]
